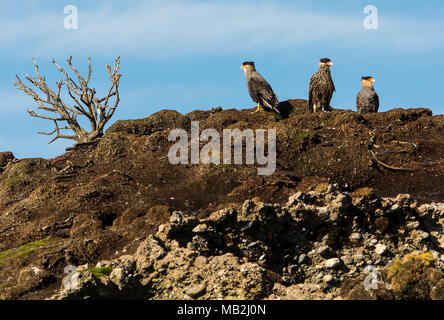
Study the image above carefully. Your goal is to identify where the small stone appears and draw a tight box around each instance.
[324,258,342,269]
[298,254,311,265]
[169,212,183,224]
[323,274,334,284]
[186,283,206,298]
[318,246,336,259]
[288,265,298,275]
[350,233,362,241]
[353,253,364,261]
[387,204,400,214]
[421,232,430,240]
[406,221,420,230]
[317,207,329,220]
[192,224,208,233]
[342,256,354,265]
[375,244,387,256]
[286,192,303,207]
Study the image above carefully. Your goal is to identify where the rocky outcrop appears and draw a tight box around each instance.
[1,105,443,300]
[50,185,444,300]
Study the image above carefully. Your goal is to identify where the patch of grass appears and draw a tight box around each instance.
[0,238,60,267]
[79,267,113,278]
[281,128,312,141]
[5,174,24,186]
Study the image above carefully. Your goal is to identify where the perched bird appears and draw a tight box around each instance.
[308,58,335,112]
[241,61,280,114]
[357,76,379,115]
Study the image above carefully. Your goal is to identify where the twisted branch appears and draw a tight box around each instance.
[15,56,121,144]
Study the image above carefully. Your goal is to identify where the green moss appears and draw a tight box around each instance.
[386,252,437,300]
[5,173,24,186]
[80,267,113,278]
[387,252,435,279]
[0,238,60,267]
[288,128,311,141]
[278,128,313,149]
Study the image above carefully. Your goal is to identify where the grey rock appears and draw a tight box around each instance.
[298,254,311,265]
[186,283,206,298]
[192,224,209,233]
[288,265,299,275]
[323,274,335,284]
[350,233,363,241]
[421,232,430,240]
[386,204,400,214]
[406,221,420,230]
[342,256,354,265]
[318,246,336,259]
[375,244,388,256]
[324,258,342,269]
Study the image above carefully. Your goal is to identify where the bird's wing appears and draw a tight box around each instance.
[308,75,315,112]
[356,92,364,113]
[374,93,380,113]
[248,73,280,112]
[357,89,379,114]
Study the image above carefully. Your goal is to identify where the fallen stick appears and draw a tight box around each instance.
[370,150,417,172]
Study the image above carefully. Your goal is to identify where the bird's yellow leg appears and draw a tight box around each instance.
[252,103,263,113]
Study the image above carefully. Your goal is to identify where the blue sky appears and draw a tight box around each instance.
[1,0,443,158]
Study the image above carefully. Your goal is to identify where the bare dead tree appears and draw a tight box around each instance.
[14,56,121,144]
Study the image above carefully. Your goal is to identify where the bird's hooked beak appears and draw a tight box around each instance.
[327,61,333,66]
[240,65,244,70]
[371,78,375,83]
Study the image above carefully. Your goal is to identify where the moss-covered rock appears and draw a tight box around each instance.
[0,238,61,267]
[4,158,50,177]
[95,133,130,159]
[80,267,113,278]
[386,252,443,300]
[352,187,376,199]
[106,110,190,136]
[0,158,51,191]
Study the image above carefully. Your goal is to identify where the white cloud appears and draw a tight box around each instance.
[0,0,443,59]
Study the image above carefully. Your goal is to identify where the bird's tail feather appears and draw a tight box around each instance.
[262,99,281,114]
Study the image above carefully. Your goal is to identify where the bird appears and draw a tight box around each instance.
[357,76,379,115]
[241,61,280,114]
[308,58,335,112]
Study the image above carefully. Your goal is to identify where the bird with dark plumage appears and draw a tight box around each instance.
[357,76,379,115]
[308,58,335,113]
[241,61,280,114]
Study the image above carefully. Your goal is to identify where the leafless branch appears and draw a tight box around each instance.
[15,56,121,144]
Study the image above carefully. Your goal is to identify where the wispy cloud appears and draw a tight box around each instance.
[1,0,443,59]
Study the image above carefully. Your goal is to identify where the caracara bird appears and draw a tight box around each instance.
[357,76,379,115]
[308,58,335,112]
[241,61,280,114]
